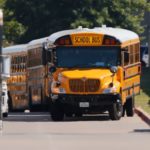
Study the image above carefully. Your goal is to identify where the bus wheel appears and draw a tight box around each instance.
[8,91,13,112]
[125,97,134,117]
[109,100,123,120]
[29,87,32,110]
[51,101,64,121]
[122,104,126,117]
[75,112,83,117]
[65,112,73,117]
[3,112,8,118]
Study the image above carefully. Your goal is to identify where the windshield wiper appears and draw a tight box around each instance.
[64,63,112,68]
[68,64,89,68]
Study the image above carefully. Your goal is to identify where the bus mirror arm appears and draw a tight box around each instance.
[110,66,118,85]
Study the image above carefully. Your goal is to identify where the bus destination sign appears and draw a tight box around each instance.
[71,34,103,46]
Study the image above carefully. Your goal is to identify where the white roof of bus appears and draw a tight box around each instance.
[27,37,49,50]
[48,27,139,43]
[28,37,48,46]
[2,44,27,54]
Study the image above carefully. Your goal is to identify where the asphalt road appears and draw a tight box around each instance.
[0,112,150,150]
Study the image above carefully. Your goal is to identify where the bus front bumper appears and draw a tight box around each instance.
[51,94,120,108]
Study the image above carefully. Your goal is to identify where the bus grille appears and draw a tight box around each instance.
[69,79,100,92]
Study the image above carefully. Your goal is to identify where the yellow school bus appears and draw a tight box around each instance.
[46,26,141,121]
[3,45,28,111]
[27,37,51,110]
[3,40,51,111]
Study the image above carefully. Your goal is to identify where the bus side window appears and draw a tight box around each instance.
[124,52,129,64]
[124,51,130,65]
[122,47,129,66]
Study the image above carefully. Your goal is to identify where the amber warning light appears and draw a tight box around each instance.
[54,34,120,46]
[54,35,72,46]
[103,35,120,45]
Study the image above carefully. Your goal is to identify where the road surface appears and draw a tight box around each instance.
[0,112,150,150]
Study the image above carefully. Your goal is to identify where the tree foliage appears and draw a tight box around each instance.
[0,0,5,8]
[71,0,150,34]
[1,0,150,45]
[1,0,26,46]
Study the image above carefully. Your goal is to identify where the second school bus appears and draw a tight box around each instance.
[3,45,28,111]
[27,37,50,110]
[46,26,141,121]
[3,38,51,111]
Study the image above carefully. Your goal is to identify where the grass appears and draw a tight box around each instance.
[135,67,150,114]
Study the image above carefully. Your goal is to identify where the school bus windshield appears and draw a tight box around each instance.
[56,47,120,68]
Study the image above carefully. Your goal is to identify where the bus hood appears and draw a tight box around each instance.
[61,69,112,79]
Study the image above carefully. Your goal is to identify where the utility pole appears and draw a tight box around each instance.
[0,9,3,131]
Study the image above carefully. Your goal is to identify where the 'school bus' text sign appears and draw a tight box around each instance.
[71,33,103,46]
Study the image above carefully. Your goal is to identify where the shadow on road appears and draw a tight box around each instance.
[3,112,110,122]
[64,114,110,122]
[3,112,50,122]
[134,129,150,133]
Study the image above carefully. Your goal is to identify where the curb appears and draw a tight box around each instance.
[134,107,150,126]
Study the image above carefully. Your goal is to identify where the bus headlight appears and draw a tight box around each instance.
[58,88,66,93]
[51,87,66,94]
[58,73,63,82]
[103,87,117,94]
[51,79,66,94]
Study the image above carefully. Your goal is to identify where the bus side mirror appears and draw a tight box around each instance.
[110,66,118,74]
[49,66,56,73]
[43,42,53,52]
[43,42,49,51]
[124,51,130,63]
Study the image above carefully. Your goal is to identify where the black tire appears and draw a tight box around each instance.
[65,112,73,117]
[8,91,13,112]
[122,104,126,117]
[29,87,32,109]
[125,97,134,117]
[51,101,64,121]
[75,112,83,117]
[109,100,123,120]
[3,112,8,118]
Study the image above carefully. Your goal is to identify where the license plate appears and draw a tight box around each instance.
[79,102,89,108]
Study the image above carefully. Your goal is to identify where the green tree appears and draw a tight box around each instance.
[71,0,150,36]
[4,0,150,44]
[0,0,5,8]
[0,0,26,46]
[4,0,77,43]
